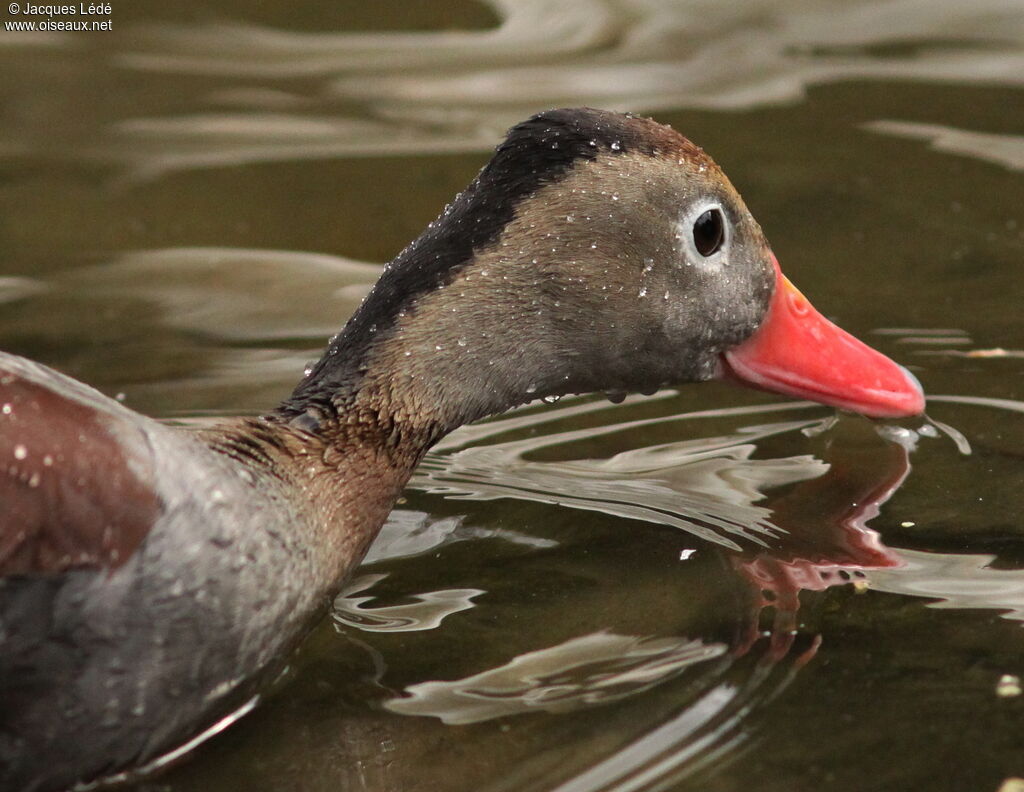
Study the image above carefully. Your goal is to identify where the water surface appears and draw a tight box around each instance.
[1,1,1023,790]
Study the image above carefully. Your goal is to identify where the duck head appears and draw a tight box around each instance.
[281,108,924,437]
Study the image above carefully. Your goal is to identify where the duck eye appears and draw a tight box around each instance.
[693,208,724,257]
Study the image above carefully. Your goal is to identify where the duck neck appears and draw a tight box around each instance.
[274,227,624,448]
[210,413,422,590]
[276,273,568,449]
[257,286,544,582]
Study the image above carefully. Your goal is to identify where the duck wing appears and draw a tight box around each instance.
[0,352,162,576]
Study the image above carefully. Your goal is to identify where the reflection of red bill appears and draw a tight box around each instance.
[731,440,909,661]
[724,257,925,418]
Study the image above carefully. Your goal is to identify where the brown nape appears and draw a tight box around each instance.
[0,373,160,575]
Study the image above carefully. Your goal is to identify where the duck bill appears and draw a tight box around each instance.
[722,258,925,418]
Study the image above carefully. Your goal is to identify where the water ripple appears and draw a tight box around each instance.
[872,550,1024,622]
[68,247,381,341]
[7,0,1024,178]
[334,574,484,633]
[386,631,728,724]
[865,121,1024,171]
[415,406,836,550]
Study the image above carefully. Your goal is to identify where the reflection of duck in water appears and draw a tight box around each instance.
[0,108,923,791]
[375,421,910,720]
[733,431,909,661]
[318,425,913,792]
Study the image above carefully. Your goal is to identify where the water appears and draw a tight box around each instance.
[1,1,1023,790]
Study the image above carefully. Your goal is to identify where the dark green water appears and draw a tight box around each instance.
[1,1,1023,790]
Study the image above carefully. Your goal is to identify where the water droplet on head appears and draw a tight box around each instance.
[610,141,621,151]
[13,444,27,460]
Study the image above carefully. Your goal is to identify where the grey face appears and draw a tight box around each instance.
[482,148,776,399]
[662,165,777,372]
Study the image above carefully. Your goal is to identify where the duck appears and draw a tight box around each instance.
[0,107,924,792]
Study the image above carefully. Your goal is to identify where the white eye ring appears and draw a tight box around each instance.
[677,201,730,266]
